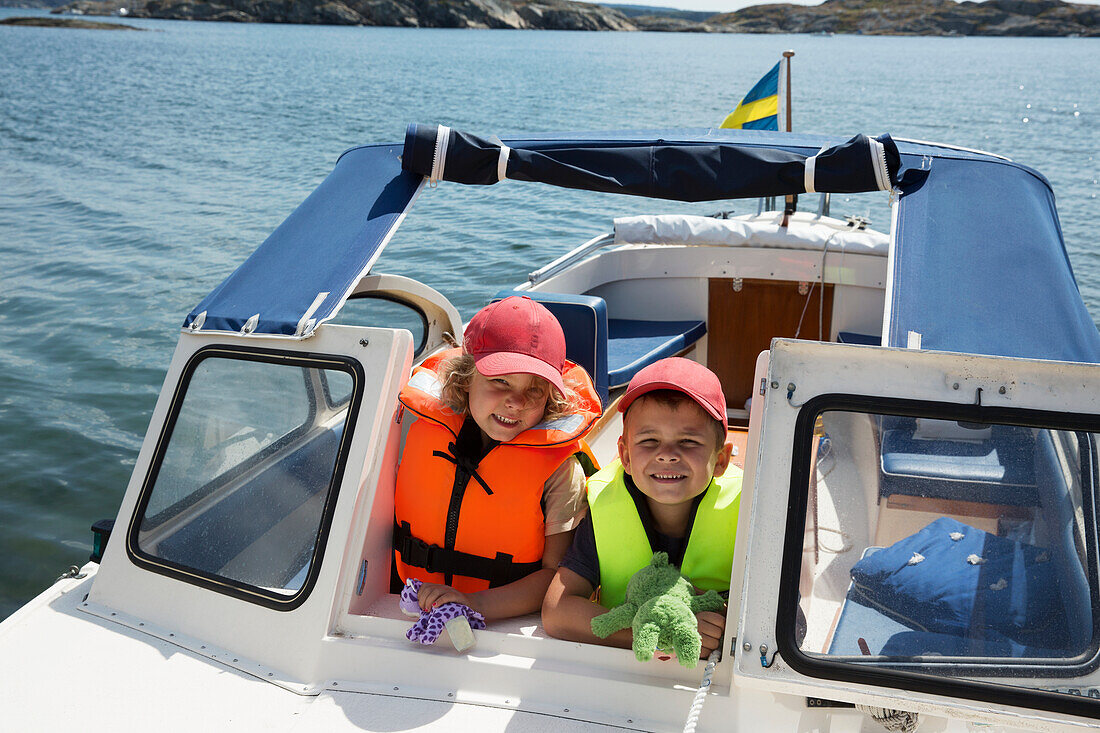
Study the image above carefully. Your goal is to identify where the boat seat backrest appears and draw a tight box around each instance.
[878,419,1039,507]
[492,290,708,406]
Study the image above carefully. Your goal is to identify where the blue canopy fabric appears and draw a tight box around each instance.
[185,125,1100,368]
[184,144,421,337]
[890,155,1100,363]
[401,123,903,201]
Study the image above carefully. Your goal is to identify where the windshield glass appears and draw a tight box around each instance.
[795,408,1099,693]
[132,349,358,603]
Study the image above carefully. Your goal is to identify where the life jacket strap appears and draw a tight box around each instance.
[432,449,494,495]
[393,521,542,587]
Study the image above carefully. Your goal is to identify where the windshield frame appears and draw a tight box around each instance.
[777,393,1100,718]
[125,344,364,611]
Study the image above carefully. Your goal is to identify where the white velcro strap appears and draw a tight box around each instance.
[295,290,330,337]
[429,125,450,186]
[804,155,818,194]
[497,143,510,182]
[804,145,827,194]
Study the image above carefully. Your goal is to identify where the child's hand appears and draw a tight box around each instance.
[696,610,726,659]
[417,582,472,611]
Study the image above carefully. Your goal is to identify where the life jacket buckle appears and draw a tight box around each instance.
[401,534,444,575]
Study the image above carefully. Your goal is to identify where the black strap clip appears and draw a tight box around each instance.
[395,522,442,574]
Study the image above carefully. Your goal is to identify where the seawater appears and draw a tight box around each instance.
[1,10,1098,618]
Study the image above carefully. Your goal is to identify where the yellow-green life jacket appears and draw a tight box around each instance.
[587,459,742,609]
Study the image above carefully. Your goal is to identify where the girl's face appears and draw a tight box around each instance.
[467,370,550,443]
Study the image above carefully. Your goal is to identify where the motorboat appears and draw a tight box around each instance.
[2,123,1099,732]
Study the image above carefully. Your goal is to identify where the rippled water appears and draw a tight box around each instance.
[1,10,1098,618]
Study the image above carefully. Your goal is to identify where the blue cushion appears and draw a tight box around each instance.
[606,318,707,388]
[880,425,1037,506]
[837,331,881,346]
[829,588,913,655]
[878,630,1063,659]
[493,290,609,405]
[831,591,1066,658]
[849,518,1065,644]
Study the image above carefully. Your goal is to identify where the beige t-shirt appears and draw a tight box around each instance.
[542,455,588,536]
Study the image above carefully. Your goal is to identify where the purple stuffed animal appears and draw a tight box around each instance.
[400,579,485,651]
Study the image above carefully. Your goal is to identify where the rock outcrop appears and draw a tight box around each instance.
[53,0,638,28]
[701,0,1100,36]
[48,0,1100,35]
[0,13,144,24]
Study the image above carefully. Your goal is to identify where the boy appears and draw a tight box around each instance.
[541,357,742,659]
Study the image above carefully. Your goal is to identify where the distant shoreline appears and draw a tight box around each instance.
[0,13,143,27]
[14,0,1100,36]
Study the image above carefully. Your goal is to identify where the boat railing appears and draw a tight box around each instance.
[526,233,615,286]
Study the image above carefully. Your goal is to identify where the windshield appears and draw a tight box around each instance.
[130,348,360,606]
[793,406,1100,696]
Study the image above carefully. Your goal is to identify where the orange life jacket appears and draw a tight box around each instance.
[393,349,602,592]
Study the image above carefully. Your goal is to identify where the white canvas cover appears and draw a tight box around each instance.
[613,214,889,255]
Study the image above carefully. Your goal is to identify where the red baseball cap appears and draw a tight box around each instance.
[463,296,568,395]
[618,357,727,434]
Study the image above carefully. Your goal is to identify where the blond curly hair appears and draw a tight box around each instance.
[437,353,576,422]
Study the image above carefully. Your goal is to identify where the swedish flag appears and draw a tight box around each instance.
[720,61,784,131]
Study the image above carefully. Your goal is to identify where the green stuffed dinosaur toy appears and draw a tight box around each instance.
[590,552,725,668]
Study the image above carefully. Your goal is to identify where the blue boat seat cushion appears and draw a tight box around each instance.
[837,331,881,346]
[492,290,706,405]
[849,517,1065,644]
[829,593,1064,658]
[879,422,1037,506]
[606,318,707,389]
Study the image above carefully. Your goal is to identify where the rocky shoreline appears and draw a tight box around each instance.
[0,13,144,24]
[34,0,1100,35]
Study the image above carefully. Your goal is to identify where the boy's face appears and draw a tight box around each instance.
[467,370,550,442]
[618,396,731,509]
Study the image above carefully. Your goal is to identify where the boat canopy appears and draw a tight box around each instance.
[400,123,902,201]
[888,153,1100,362]
[184,125,1100,365]
[184,143,421,339]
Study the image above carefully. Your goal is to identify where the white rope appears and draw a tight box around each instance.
[793,231,838,340]
[856,705,919,733]
[429,124,450,187]
[682,649,720,733]
[497,143,510,182]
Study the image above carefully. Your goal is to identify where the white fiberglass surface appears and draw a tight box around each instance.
[798,409,1099,691]
[136,353,355,596]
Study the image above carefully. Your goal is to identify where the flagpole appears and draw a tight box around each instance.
[783,49,793,133]
[781,49,796,228]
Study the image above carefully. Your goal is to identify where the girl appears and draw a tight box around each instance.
[393,296,602,620]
